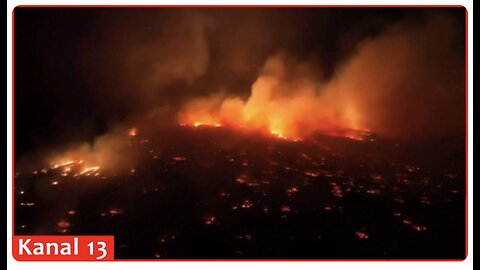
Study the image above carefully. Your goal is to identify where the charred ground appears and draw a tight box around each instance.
[14,126,465,259]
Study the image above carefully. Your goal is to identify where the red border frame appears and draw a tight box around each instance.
[10,5,469,262]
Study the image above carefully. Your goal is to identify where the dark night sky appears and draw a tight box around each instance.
[14,8,465,156]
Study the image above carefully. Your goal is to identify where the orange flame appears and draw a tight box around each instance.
[178,55,365,141]
[78,166,100,176]
[128,128,138,137]
[193,122,222,128]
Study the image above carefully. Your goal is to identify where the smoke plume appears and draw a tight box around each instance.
[15,8,465,170]
[178,12,465,141]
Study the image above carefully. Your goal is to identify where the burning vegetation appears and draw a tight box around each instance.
[14,123,465,259]
[14,7,465,259]
[178,54,364,141]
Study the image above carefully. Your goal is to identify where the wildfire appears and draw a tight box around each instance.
[179,114,364,142]
[355,231,369,240]
[51,160,75,169]
[240,200,253,209]
[177,55,369,142]
[128,128,138,137]
[78,166,100,176]
[203,216,216,225]
[57,220,71,233]
[270,130,286,139]
[47,158,102,178]
[181,121,305,142]
[286,186,299,195]
[109,208,124,215]
[193,122,222,128]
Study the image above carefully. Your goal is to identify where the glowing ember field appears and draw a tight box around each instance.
[14,125,465,259]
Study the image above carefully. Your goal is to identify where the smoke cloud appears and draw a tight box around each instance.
[46,126,142,173]
[179,53,361,139]
[15,8,465,167]
[178,11,465,141]
[330,12,465,140]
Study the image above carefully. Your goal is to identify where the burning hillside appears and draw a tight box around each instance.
[14,7,466,259]
[14,124,465,259]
